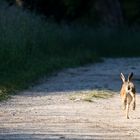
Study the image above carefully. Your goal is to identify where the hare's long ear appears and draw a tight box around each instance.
[128,72,133,82]
[120,73,125,83]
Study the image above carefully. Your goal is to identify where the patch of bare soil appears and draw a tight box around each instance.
[0,58,140,140]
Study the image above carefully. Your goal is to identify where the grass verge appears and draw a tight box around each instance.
[69,90,114,102]
[0,2,99,100]
[0,1,140,100]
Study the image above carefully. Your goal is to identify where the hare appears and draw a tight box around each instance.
[120,72,136,119]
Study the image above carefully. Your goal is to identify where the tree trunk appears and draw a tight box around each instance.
[15,0,23,7]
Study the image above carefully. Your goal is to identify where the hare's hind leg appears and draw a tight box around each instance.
[129,92,136,110]
[132,97,136,110]
[132,94,136,110]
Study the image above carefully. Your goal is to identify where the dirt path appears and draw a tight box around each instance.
[0,58,140,140]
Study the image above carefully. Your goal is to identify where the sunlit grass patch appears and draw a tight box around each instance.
[69,90,114,102]
[0,87,10,101]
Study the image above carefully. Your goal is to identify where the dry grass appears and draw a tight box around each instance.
[69,90,114,102]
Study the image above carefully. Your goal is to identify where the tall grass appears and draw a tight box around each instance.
[0,1,97,98]
[0,1,140,99]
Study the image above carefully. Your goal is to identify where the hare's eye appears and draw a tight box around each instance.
[128,85,130,90]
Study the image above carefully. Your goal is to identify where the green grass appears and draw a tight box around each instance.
[69,90,114,102]
[0,2,98,99]
[0,88,10,101]
[0,1,140,100]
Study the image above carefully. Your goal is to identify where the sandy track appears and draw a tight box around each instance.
[0,58,140,140]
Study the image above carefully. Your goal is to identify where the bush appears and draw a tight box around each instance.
[1,1,140,100]
[0,2,97,98]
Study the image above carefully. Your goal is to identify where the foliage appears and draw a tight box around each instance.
[5,0,140,25]
[1,1,140,100]
[0,1,97,99]
[122,0,140,25]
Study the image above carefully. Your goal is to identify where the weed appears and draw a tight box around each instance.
[69,90,114,102]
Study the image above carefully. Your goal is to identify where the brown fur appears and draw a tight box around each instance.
[120,72,136,119]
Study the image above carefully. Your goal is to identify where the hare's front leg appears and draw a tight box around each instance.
[126,94,132,119]
[126,103,130,119]
[122,96,127,110]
